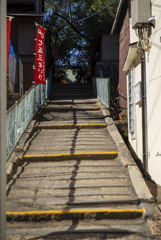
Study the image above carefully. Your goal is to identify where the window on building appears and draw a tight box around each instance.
[128,67,135,139]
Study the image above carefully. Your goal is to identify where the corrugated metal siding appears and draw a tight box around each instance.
[119,9,130,114]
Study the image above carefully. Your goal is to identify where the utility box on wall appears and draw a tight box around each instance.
[131,0,151,29]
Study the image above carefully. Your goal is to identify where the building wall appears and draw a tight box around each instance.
[100,34,119,62]
[119,9,130,114]
[95,34,119,105]
[10,16,42,93]
[128,0,161,185]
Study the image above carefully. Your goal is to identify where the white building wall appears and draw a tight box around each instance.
[128,0,161,185]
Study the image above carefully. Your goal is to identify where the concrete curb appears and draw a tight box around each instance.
[6,120,36,183]
[100,102,154,203]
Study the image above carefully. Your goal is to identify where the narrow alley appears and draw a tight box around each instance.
[6,84,155,240]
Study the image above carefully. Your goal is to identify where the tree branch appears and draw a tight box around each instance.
[68,1,72,23]
[52,12,86,39]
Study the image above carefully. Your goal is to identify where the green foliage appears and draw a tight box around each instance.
[116,117,128,146]
[110,104,123,118]
[122,114,128,121]
[44,0,119,80]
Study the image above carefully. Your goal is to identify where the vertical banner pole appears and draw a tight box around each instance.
[0,1,6,239]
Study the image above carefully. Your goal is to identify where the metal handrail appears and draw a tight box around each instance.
[7,85,35,114]
[6,67,53,162]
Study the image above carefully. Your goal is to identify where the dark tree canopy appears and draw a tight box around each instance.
[44,0,119,81]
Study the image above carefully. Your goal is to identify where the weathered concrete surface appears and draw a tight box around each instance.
[6,84,155,239]
[6,219,152,240]
[6,120,37,183]
[101,105,154,202]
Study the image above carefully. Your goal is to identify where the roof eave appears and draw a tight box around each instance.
[111,0,124,34]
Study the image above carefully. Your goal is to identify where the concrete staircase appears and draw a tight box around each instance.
[6,84,154,239]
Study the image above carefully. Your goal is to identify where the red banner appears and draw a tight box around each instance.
[34,25,46,85]
[6,18,11,74]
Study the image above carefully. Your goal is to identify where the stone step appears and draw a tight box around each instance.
[24,162,122,168]
[37,121,107,126]
[51,93,94,97]
[22,159,120,165]
[27,146,116,152]
[31,135,113,140]
[32,135,112,140]
[7,190,132,200]
[53,83,92,87]
[51,88,93,91]
[39,115,104,119]
[46,100,99,104]
[34,124,107,130]
[52,88,93,91]
[15,174,128,181]
[29,141,115,147]
[50,96,96,100]
[43,106,101,111]
[6,197,139,212]
[39,115,105,120]
[51,90,93,92]
[52,87,93,90]
[8,186,130,197]
[6,207,145,222]
[46,102,99,106]
[39,118,105,122]
[31,137,114,142]
[6,219,152,240]
[7,194,136,208]
[38,129,109,134]
[38,120,106,124]
[24,150,117,155]
[41,111,104,116]
[17,169,126,177]
[22,152,118,161]
[10,181,130,190]
[52,88,93,90]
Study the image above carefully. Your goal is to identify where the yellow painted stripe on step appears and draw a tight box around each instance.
[80,101,98,103]
[6,208,145,215]
[21,152,119,158]
[45,107,101,110]
[36,124,107,127]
